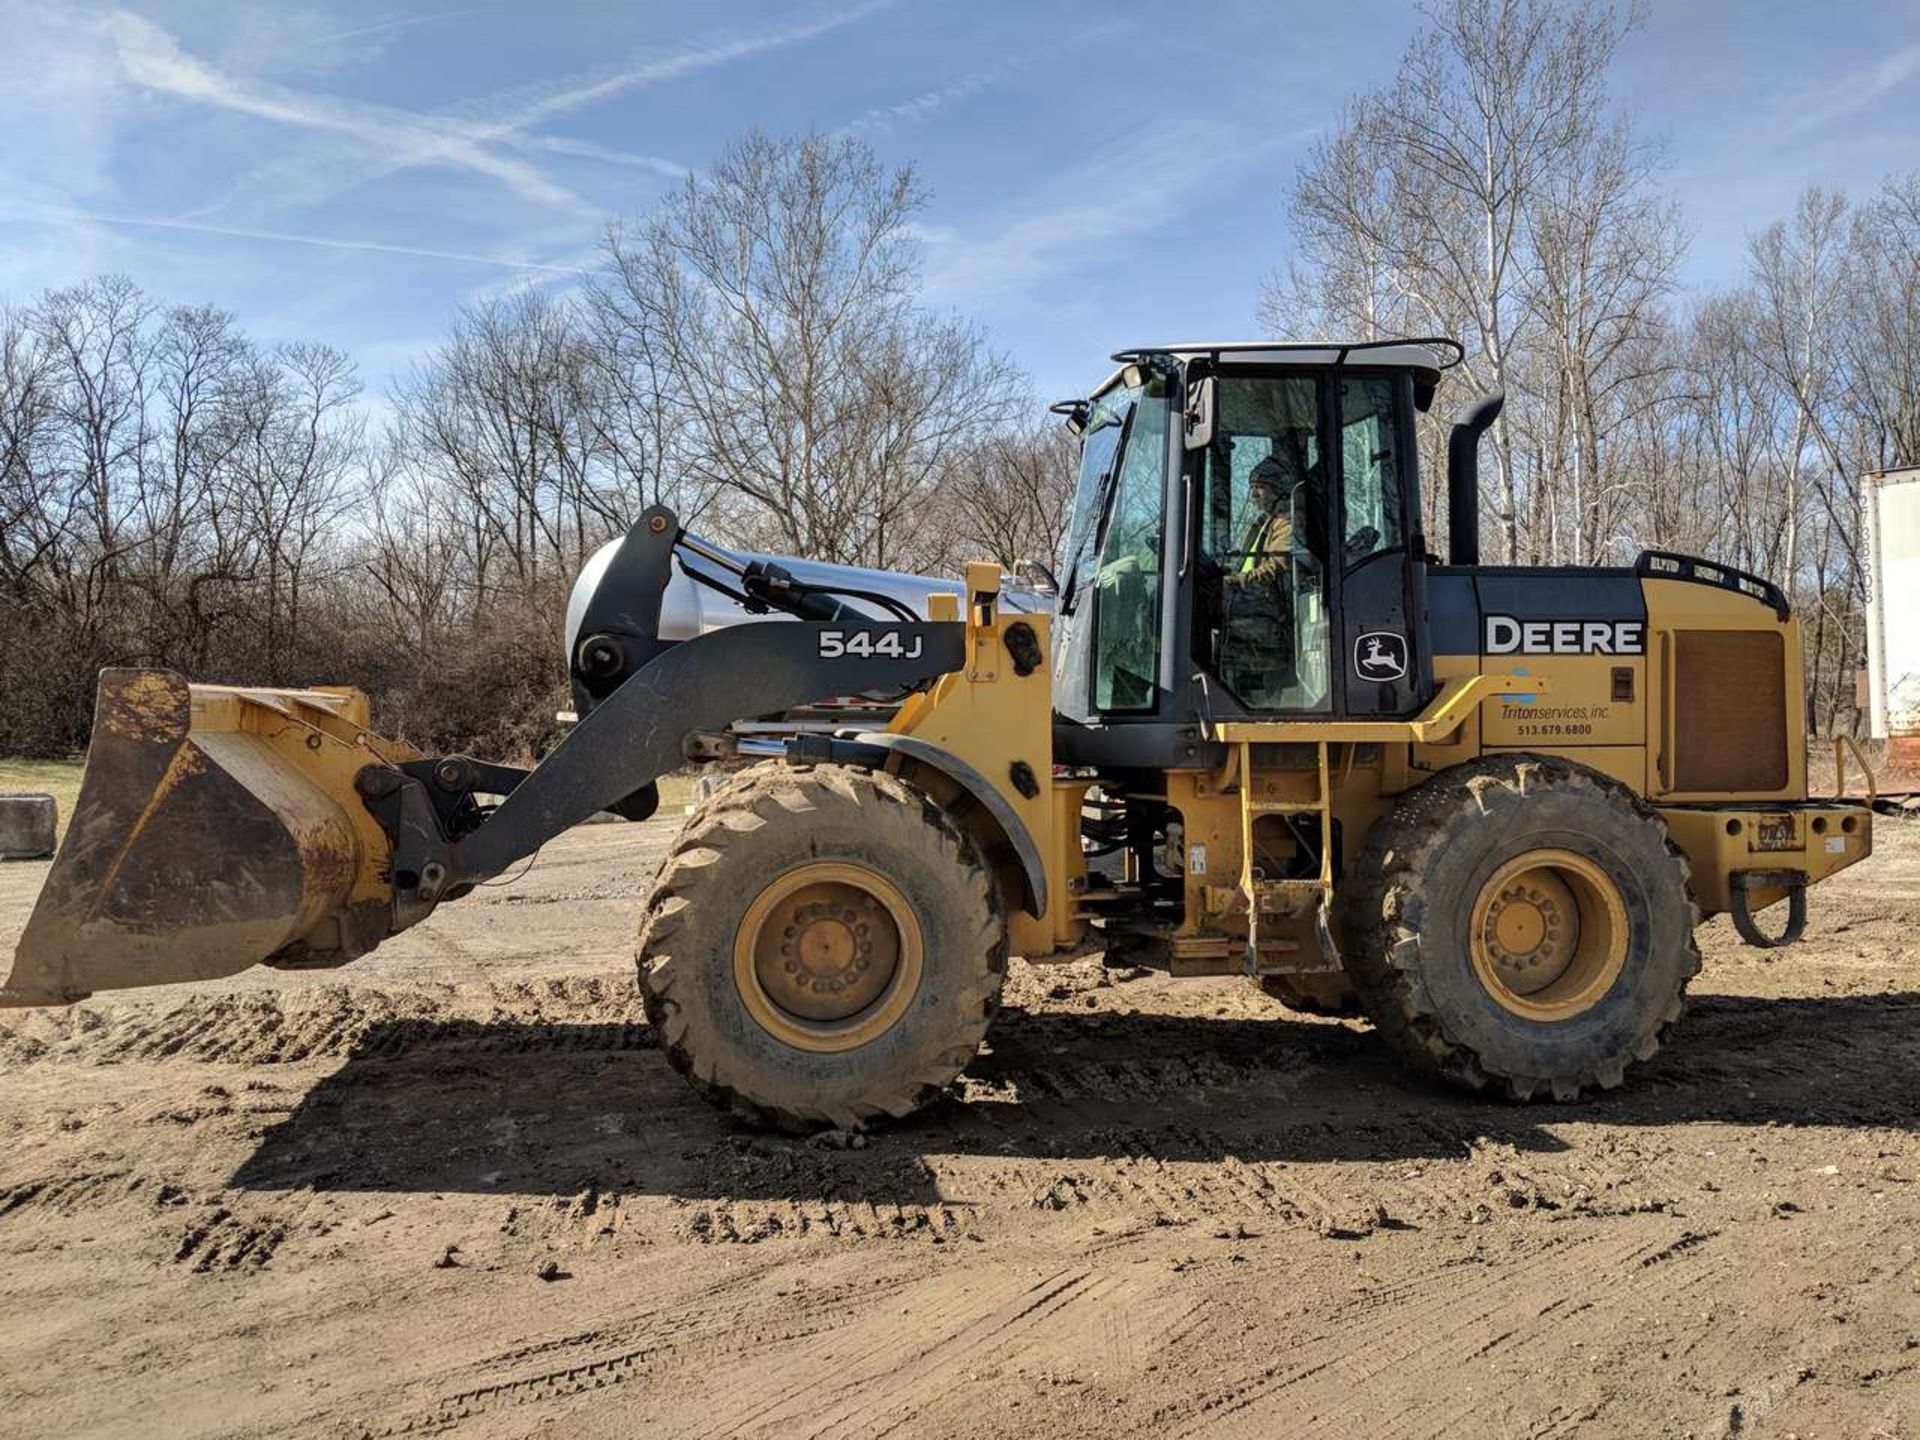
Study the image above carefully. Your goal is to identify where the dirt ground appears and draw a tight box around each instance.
[0,813,1915,1440]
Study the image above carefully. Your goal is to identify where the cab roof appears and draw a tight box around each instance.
[1077,337,1462,410]
[1113,338,1460,377]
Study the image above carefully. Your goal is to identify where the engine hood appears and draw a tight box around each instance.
[565,537,1050,661]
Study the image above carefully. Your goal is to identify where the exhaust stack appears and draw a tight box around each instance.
[1446,392,1504,567]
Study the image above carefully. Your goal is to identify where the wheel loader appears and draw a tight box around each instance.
[3,338,1876,1130]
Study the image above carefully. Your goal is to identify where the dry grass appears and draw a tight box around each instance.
[0,759,82,839]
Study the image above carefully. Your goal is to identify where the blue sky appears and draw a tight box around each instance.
[3,0,1917,410]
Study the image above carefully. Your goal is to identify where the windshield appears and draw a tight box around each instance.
[1056,382,1139,611]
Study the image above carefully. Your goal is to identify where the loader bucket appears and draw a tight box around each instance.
[2,670,412,1007]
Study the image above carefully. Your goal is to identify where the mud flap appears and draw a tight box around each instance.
[2,671,378,1006]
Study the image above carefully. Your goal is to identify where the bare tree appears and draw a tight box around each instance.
[1748,187,1850,592]
[1525,115,1683,563]
[921,420,1076,575]
[0,278,371,750]
[591,130,1026,568]
[1839,172,1920,471]
[1266,0,1652,563]
[388,292,651,609]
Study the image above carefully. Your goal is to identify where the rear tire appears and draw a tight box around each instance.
[638,765,1006,1131]
[1343,756,1700,1100]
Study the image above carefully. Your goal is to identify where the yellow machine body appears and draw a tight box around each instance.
[878,568,1873,976]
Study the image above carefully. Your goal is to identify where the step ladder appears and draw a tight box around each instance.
[1236,740,1341,977]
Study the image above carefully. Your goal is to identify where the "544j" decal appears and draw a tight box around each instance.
[817,629,924,660]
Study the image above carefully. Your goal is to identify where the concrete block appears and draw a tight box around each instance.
[0,793,57,859]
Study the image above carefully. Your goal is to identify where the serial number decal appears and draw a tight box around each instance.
[817,629,924,660]
[1485,615,1645,655]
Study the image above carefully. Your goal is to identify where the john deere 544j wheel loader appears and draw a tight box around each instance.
[3,339,1875,1129]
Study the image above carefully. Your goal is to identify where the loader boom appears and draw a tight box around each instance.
[3,511,974,1005]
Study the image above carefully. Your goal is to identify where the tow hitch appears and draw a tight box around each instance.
[1729,868,1808,949]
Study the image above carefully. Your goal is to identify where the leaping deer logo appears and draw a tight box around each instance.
[1354,632,1408,681]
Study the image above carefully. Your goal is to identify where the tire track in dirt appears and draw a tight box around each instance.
[170,1201,297,1272]
[0,1155,319,1272]
[0,1168,155,1219]
[948,1126,1418,1236]
[1164,1225,1739,1438]
[0,976,651,1068]
[680,1266,1095,1440]
[674,1196,973,1245]
[1003,1050,1312,1103]
[734,1259,1205,1440]
[341,1269,932,1438]
[343,1259,1203,1440]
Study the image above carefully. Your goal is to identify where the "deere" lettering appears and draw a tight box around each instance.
[1484,615,1645,655]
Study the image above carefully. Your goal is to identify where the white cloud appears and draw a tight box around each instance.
[837,50,1043,138]
[0,5,129,207]
[190,2,481,78]
[1781,43,1920,138]
[303,7,488,54]
[510,134,690,181]
[468,0,897,134]
[99,8,582,206]
[921,118,1316,304]
[15,205,591,275]
[89,2,888,222]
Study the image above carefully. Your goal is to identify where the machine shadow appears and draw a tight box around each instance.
[229,989,1920,1207]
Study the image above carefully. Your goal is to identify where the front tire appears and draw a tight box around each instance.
[1343,756,1700,1100]
[638,765,1006,1131]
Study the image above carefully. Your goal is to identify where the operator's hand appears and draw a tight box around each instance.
[1229,555,1288,588]
[1097,553,1143,589]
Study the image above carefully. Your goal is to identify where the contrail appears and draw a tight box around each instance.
[24,207,591,274]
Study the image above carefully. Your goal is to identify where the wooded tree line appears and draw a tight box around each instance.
[4,1,1914,758]
[1265,0,1919,732]
[0,133,1074,757]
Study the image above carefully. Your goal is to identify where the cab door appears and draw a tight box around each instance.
[1333,372,1431,717]
[1052,373,1173,724]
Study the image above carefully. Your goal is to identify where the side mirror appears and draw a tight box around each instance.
[1013,557,1059,596]
[1048,398,1089,438]
[1183,374,1215,451]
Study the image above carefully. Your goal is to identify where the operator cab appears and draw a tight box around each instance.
[1050,340,1459,769]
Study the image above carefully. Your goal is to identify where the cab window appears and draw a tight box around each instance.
[1091,378,1171,711]
[1194,374,1330,711]
[1339,376,1402,566]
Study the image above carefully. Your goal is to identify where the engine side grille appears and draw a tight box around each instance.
[1672,629,1788,793]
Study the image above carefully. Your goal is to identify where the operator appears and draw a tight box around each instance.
[1218,441,1319,704]
[1233,449,1305,586]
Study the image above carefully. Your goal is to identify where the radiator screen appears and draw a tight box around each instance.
[1673,630,1788,793]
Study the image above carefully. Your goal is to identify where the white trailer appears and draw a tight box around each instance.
[1864,466,1920,763]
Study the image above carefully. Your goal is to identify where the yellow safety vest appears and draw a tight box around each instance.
[1239,511,1291,576]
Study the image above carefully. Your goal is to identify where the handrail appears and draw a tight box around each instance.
[1210,671,1550,745]
[1635,550,1790,621]
[1833,734,1877,803]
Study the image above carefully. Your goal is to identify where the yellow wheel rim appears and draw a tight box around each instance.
[1468,849,1627,1021]
[732,862,923,1053]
